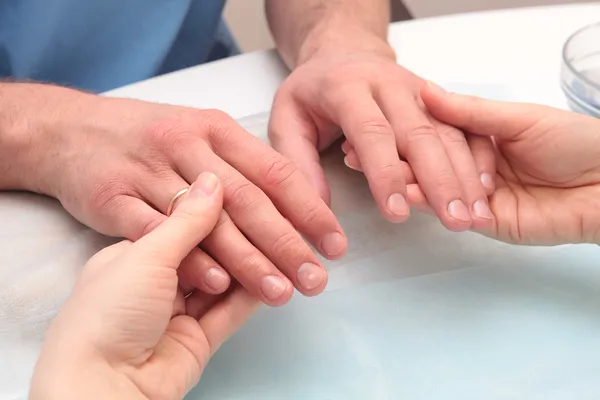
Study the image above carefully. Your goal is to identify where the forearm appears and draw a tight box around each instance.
[265,0,394,68]
[0,83,92,194]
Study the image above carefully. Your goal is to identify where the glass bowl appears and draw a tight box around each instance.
[561,22,600,118]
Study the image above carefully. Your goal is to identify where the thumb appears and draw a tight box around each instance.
[268,97,332,205]
[134,172,223,267]
[421,81,546,139]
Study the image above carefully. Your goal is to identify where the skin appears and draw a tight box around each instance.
[266,0,496,233]
[1,1,497,307]
[30,173,261,400]
[31,100,600,399]
[345,82,600,245]
[0,83,347,307]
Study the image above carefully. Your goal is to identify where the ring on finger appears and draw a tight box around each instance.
[166,187,190,216]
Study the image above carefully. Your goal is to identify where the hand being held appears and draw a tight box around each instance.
[412,84,600,245]
[33,87,348,307]
[269,39,496,232]
[30,173,259,400]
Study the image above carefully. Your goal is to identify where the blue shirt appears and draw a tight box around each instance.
[0,0,238,92]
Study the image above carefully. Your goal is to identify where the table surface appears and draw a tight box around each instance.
[3,4,600,399]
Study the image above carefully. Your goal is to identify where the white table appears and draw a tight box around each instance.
[105,3,600,116]
[2,4,600,399]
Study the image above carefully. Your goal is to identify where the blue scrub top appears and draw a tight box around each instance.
[0,0,238,92]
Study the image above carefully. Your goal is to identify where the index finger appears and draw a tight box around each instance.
[134,173,224,268]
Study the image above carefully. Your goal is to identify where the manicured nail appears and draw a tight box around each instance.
[473,199,493,220]
[205,268,229,291]
[447,199,471,222]
[387,193,409,218]
[427,80,448,96]
[480,173,495,192]
[297,263,327,291]
[190,172,218,197]
[260,275,288,301]
[321,232,346,257]
[344,156,360,171]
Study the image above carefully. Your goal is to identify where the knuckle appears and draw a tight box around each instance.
[87,180,132,213]
[405,124,438,142]
[226,181,262,211]
[358,119,394,141]
[299,199,327,225]
[270,231,302,257]
[237,253,266,277]
[261,157,298,189]
[434,170,460,193]
[439,126,467,145]
[144,117,189,146]
[371,163,405,184]
[201,109,237,140]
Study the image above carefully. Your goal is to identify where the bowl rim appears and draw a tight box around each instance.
[562,21,600,93]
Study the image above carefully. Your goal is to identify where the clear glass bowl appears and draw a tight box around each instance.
[561,22,600,118]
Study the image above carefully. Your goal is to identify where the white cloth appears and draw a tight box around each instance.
[0,194,115,399]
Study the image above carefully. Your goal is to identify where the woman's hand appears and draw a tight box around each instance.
[413,84,600,245]
[343,83,600,245]
[30,173,260,400]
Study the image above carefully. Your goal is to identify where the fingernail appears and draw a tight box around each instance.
[344,156,360,171]
[473,199,493,220]
[297,262,327,291]
[321,232,346,257]
[205,268,229,291]
[341,141,351,154]
[387,193,409,217]
[427,80,447,96]
[480,173,495,192]
[447,199,471,222]
[260,275,288,302]
[190,172,218,197]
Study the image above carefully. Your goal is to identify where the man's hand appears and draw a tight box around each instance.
[1,83,347,307]
[266,0,495,232]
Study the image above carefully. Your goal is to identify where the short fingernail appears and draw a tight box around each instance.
[190,172,218,197]
[297,262,327,291]
[321,232,346,257]
[427,80,447,96]
[480,173,495,191]
[473,199,493,220]
[260,275,288,302]
[341,142,350,154]
[447,199,471,222]
[205,268,229,291]
[344,156,360,171]
[387,193,409,218]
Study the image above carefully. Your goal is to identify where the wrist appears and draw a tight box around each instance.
[0,83,98,197]
[295,20,396,67]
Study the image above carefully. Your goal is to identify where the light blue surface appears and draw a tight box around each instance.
[195,248,600,400]
[187,87,600,399]
[0,0,235,92]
